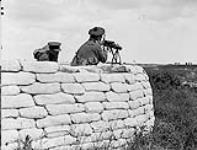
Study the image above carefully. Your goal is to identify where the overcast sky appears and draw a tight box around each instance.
[2,0,197,64]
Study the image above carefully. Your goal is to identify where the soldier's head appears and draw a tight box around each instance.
[88,27,105,42]
[48,42,61,51]
[48,42,61,61]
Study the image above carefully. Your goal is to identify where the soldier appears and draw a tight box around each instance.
[70,27,108,66]
[33,42,61,62]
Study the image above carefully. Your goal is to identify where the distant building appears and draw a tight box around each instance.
[174,62,181,65]
[185,62,192,66]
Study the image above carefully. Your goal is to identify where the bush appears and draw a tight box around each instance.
[145,69,181,91]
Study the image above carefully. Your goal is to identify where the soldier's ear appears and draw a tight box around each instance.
[103,34,106,39]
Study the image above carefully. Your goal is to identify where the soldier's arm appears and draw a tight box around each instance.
[95,45,108,63]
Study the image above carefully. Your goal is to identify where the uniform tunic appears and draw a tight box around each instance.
[71,40,107,66]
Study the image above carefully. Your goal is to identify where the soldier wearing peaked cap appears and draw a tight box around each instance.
[70,27,108,66]
[33,42,61,62]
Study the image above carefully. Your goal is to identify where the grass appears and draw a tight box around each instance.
[16,135,33,150]
[132,68,197,150]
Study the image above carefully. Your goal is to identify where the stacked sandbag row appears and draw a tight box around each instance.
[1,60,155,150]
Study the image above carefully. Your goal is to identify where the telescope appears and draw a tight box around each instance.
[102,40,122,64]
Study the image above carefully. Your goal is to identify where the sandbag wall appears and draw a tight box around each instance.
[1,60,155,150]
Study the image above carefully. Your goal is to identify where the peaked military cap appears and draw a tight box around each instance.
[88,27,105,37]
[48,42,61,51]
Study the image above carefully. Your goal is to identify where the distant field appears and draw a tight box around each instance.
[134,65,197,150]
[142,64,197,83]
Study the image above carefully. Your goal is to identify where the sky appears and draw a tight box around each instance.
[1,0,197,64]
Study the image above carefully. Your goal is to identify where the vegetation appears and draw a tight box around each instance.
[16,135,33,150]
[130,68,197,150]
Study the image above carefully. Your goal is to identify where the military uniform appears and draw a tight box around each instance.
[33,42,61,62]
[70,27,108,66]
[70,40,107,66]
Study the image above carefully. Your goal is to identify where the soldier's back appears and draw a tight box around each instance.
[77,40,100,58]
